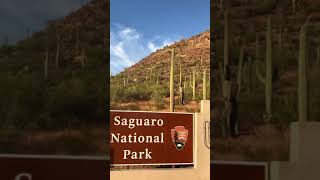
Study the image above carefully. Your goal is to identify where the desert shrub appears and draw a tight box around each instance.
[273,92,297,126]
[111,82,153,103]
[110,83,125,103]
[46,76,100,129]
[124,83,152,101]
[152,85,166,110]
[0,73,46,129]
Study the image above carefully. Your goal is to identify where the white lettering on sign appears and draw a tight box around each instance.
[123,149,152,160]
[15,173,32,180]
[114,116,164,129]
[110,133,164,143]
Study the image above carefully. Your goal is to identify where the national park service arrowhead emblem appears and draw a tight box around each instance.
[171,126,188,150]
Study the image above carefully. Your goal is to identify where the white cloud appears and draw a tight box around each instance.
[147,39,174,52]
[110,42,132,66]
[110,25,178,74]
[147,42,158,52]
[119,27,140,40]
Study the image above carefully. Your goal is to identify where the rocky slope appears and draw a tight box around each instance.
[212,0,320,124]
[117,31,210,82]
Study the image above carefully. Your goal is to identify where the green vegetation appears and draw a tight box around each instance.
[212,0,320,161]
[0,0,107,155]
[110,32,210,112]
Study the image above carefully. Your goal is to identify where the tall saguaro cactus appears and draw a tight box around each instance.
[292,0,296,14]
[247,56,252,94]
[256,33,260,61]
[298,20,308,125]
[256,16,273,121]
[44,50,48,79]
[184,76,187,90]
[237,47,244,97]
[224,10,229,74]
[192,68,196,100]
[278,24,282,50]
[179,64,182,87]
[223,10,231,100]
[219,10,233,137]
[55,34,60,69]
[265,16,273,121]
[170,48,175,112]
[316,47,320,65]
[203,68,207,100]
[44,32,49,79]
[156,69,159,85]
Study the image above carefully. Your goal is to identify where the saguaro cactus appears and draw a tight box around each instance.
[237,47,244,97]
[278,24,282,50]
[298,20,309,125]
[156,70,159,85]
[224,10,229,70]
[203,68,207,100]
[247,56,252,93]
[317,47,320,65]
[170,48,175,112]
[192,68,196,100]
[256,16,273,121]
[150,67,154,82]
[265,16,273,121]
[76,27,80,52]
[179,64,182,87]
[44,32,49,79]
[55,34,60,69]
[256,33,260,61]
[292,0,296,14]
[221,10,232,137]
[189,73,192,88]
[223,10,231,100]
[44,50,48,79]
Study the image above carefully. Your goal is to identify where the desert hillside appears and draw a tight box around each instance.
[110,31,210,112]
[212,0,320,161]
[0,0,108,155]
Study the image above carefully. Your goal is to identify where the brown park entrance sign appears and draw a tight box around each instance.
[110,110,194,165]
[0,154,108,180]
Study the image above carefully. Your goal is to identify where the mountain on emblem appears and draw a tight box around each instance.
[171,126,188,150]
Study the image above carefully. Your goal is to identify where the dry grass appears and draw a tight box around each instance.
[0,127,107,155]
[213,125,290,161]
[111,96,200,113]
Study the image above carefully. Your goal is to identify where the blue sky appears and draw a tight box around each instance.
[110,0,210,74]
[0,0,90,44]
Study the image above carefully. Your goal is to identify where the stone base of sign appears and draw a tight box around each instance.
[270,122,320,180]
[110,100,210,180]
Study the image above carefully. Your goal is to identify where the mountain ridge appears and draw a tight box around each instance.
[116,30,210,79]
